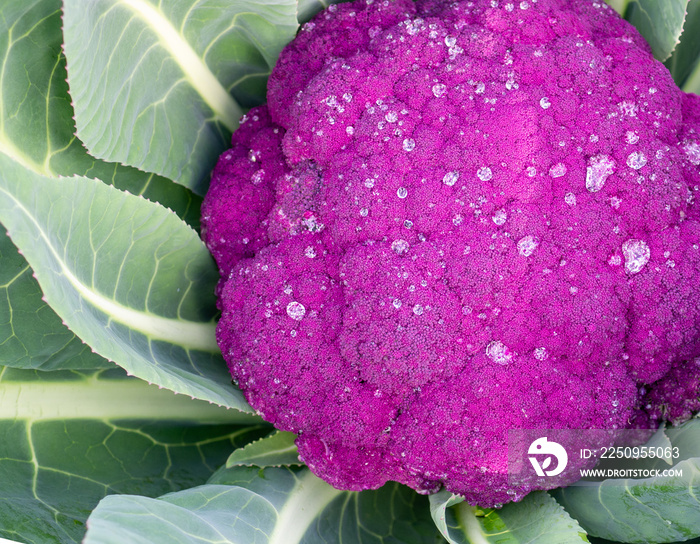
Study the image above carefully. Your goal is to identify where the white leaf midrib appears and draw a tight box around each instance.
[0,377,243,421]
[268,471,343,544]
[115,0,242,131]
[456,502,491,544]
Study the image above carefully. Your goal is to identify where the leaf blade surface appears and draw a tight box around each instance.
[553,420,700,543]
[226,431,302,468]
[0,161,250,410]
[0,366,264,544]
[85,466,443,544]
[624,0,687,62]
[430,490,589,544]
[62,0,299,194]
[0,0,203,370]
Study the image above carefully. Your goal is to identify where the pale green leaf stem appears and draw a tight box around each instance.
[454,503,490,544]
[113,0,242,132]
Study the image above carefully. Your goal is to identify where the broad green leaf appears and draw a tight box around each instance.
[624,0,688,62]
[429,490,589,544]
[0,0,202,370]
[553,419,700,544]
[0,161,251,411]
[226,431,301,468]
[0,225,108,370]
[0,365,265,544]
[62,0,301,196]
[665,0,700,92]
[84,466,442,544]
[0,0,202,226]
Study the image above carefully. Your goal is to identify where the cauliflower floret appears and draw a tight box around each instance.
[202,0,700,506]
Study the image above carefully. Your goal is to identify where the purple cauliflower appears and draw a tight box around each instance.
[202,0,700,506]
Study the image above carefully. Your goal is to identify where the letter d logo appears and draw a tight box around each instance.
[528,437,568,477]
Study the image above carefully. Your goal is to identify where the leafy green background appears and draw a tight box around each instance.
[665,0,700,92]
[0,0,202,376]
[0,163,251,410]
[0,366,266,544]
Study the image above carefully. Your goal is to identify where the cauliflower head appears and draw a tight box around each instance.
[202,0,700,506]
